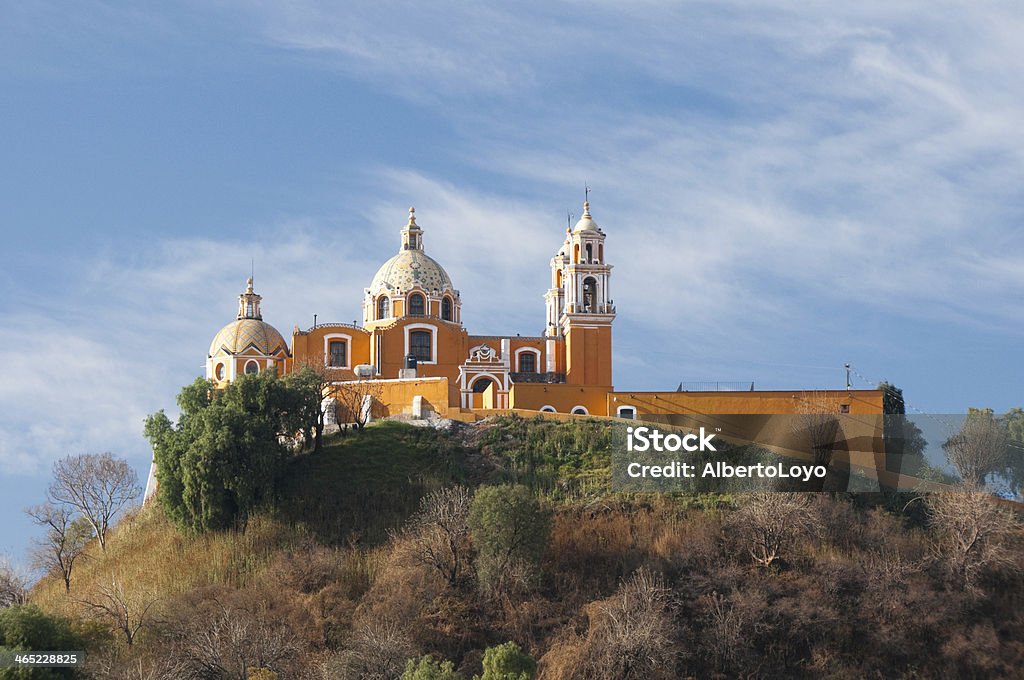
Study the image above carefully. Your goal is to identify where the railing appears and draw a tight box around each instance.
[678,381,756,392]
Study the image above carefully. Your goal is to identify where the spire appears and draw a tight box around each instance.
[582,200,591,218]
[401,206,424,250]
[237,277,263,320]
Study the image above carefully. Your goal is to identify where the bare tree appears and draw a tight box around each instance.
[323,619,416,680]
[924,484,1020,591]
[48,452,141,551]
[793,392,845,491]
[727,492,820,568]
[588,568,674,679]
[26,502,91,593]
[944,411,1008,487]
[0,555,29,608]
[78,576,160,646]
[172,600,300,680]
[404,486,473,587]
[332,377,384,431]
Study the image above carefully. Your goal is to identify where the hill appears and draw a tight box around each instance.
[17,416,1024,679]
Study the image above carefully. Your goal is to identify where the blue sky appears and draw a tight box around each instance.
[2,1,1022,566]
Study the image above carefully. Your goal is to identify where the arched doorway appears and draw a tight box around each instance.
[471,376,497,409]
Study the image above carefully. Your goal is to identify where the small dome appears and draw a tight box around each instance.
[209,318,288,357]
[369,249,454,293]
[572,201,601,233]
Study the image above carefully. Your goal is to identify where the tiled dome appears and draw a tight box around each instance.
[209,318,289,357]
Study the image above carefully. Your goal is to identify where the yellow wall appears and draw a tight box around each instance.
[565,324,612,386]
[291,324,372,378]
[607,389,884,417]
[347,377,452,419]
[509,383,612,415]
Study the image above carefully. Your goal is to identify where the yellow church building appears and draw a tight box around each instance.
[205,202,884,422]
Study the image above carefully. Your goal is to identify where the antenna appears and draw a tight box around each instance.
[250,257,254,282]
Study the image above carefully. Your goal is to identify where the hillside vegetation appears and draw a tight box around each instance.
[15,416,1024,679]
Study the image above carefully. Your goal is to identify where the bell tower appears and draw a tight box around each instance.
[558,200,615,386]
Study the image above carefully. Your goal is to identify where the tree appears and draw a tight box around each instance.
[77,576,160,646]
[26,503,91,594]
[793,392,844,491]
[924,484,1020,591]
[47,453,141,552]
[405,486,473,587]
[0,556,29,609]
[476,642,536,680]
[0,605,84,679]
[144,373,318,532]
[468,485,551,594]
[403,655,463,680]
[332,376,384,431]
[283,360,336,451]
[944,409,1008,487]
[727,492,820,568]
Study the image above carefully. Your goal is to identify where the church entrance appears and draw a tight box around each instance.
[471,377,497,409]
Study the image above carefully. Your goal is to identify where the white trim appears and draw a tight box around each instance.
[404,323,438,364]
[469,373,502,391]
[539,405,556,413]
[570,405,589,415]
[513,346,541,373]
[243,359,261,374]
[323,333,353,368]
[616,405,636,419]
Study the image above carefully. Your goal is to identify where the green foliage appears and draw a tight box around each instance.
[0,606,83,679]
[475,642,535,680]
[144,373,321,532]
[469,485,551,591]
[477,415,614,500]
[402,655,463,680]
[276,422,465,544]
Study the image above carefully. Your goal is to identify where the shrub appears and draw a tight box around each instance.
[468,486,551,594]
[476,642,535,680]
[403,654,463,680]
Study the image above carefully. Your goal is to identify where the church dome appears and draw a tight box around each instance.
[367,207,455,294]
[208,278,289,357]
[209,318,288,357]
[369,249,454,293]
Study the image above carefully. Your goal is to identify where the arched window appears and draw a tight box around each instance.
[582,277,597,312]
[585,243,593,262]
[410,330,432,361]
[408,293,425,316]
[573,244,580,263]
[215,363,225,380]
[244,360,260,375]
[377,296,390,319]
[556,269,563,287]
[518,352,536,373]
[441,296,453,321]
[598,244,603,262]
[616,406,636,420]
[571,405,588,415]
[539,405,556,413]
[328,339,347,367]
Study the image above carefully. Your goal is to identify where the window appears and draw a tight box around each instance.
[215,363,225,380]
[472,377,493,393]
[328,339,347,367]
[441,296,452,321]
[539,405,556,413]
[519,352,537,373]
[409,293,425,316]
[377,296,390,319]
[244,360,259,375]
[586,243,593,262]
[245,302,254,317]
[582,277,597,311]
[571,405,588,415]
[410,330,432,361]
[839,404,850,414]
[616,406,636,420]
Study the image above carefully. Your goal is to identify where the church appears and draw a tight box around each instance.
[205,201,884,421]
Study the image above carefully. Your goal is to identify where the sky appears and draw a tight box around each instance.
[1,1,1022,567]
